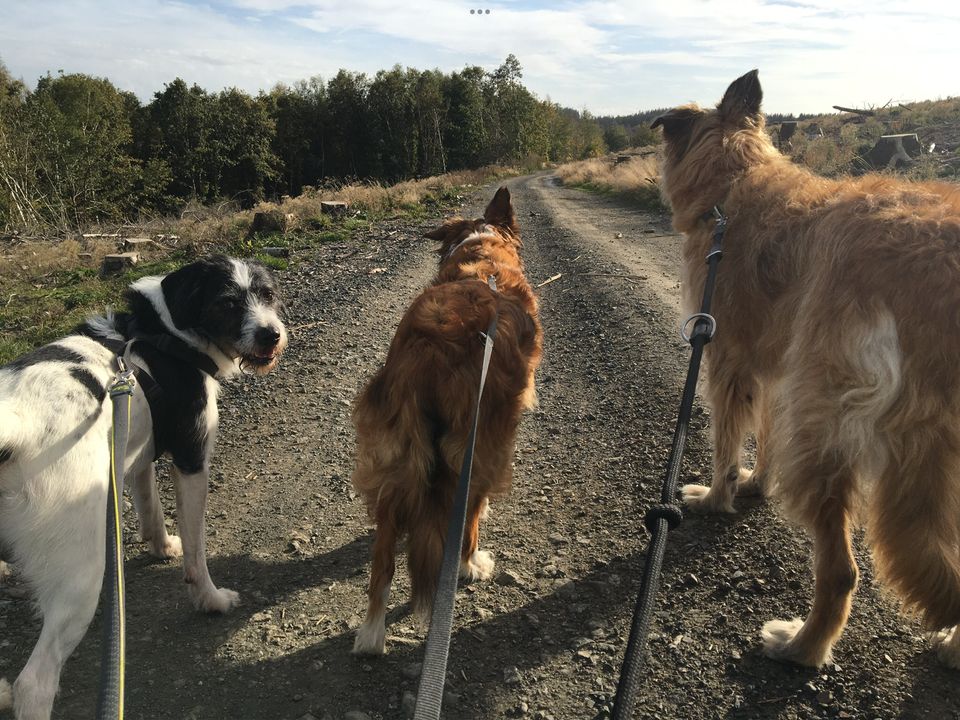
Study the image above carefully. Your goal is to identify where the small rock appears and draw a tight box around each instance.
[504,666,522,685]
[496,570,523,587]
[614,232,623,239]
[548,533,569,545]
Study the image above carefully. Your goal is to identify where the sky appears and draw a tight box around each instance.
[0,0,957,116]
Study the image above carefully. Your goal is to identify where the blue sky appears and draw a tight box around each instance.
[0,0,957,115]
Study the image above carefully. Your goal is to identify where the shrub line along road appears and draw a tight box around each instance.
[1,173,958,719]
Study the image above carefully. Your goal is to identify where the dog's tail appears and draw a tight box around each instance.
[0,677,12,710]
[870,448,960,631]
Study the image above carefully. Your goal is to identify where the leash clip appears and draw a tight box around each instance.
[109,356,136,397]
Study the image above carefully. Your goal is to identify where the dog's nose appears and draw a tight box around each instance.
[255,327,281,347]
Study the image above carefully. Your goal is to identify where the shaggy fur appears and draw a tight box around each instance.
[656,70,960,667]
[0,256,286,719]
[351,187,542,655]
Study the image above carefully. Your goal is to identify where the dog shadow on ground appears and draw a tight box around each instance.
[29,534,648,719]
[8,500,957,719]
[682,500,960,720]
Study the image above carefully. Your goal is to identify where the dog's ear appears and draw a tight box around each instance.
[651,107,700,137]
[719,69,762,121]
[484,186,519,235]
[162,258,218,330]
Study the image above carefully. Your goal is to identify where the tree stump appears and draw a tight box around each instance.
[122,237,156,251]
[101,252,139,275]
[320,201,349,217]
[249,210,288,236]
[864,134,922,169]
[777,121,797,146]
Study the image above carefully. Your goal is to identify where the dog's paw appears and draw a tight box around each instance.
[148,535,183,560]
[192,586,240,614]
[460,550,495,582]
[352,620,386,655]
[934,628,960,668]
[681,484,735,514]
[761,618,831,667]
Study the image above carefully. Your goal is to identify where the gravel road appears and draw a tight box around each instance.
[2,173,959,720]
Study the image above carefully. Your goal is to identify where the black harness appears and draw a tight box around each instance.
[97,333,219,461]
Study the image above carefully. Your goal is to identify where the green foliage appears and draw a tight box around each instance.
[0,70,143,230]
[0,253,188,366]
[0,55,616,235]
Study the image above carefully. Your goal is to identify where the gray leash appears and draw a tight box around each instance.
[97,356,135,720]
[414,276,499,720]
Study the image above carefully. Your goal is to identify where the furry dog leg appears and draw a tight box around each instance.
[172,467,238,613]
[459,495,495,582]
[132,463,182,560]
[869,440,960,666]
[354,507,398,655]
[738,387,772,497]
[7,482,106,719]
[762,491,858,666]
[683,371,758,513]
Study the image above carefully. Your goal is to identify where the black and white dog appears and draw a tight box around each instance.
[0,255,287,719]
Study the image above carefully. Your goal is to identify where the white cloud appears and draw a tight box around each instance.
[0,0,957,115]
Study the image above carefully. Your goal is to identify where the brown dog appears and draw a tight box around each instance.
[655,70,960,667]
[351,187,542,654]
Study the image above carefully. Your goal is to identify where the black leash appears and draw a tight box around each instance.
[414,276,499,720]
[611,207,727,720]
[97,358,136,720]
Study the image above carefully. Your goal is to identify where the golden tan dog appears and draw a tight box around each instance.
[351,187,542,654]
[655,70,960,667]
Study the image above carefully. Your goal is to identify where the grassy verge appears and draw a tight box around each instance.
[553,151,667,213]
[0,165,516,365]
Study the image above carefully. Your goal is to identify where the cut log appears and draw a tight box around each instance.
[833,105,876,116]
[864,133,922,169]
[101,252,139,275]
[320,201,349,217]
[122,237,156,251]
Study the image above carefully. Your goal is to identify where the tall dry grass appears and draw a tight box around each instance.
[554,150,664,211]
[0,165,514,282]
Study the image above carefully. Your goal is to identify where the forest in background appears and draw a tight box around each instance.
[0,54,660,234]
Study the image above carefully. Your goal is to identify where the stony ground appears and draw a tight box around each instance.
[2,173,960,719]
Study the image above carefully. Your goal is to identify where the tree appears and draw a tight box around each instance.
[10,72,142,227]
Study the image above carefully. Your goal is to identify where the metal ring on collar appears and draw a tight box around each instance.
[680,312,717,343]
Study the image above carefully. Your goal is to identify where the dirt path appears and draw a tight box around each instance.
[3,173,960,719]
